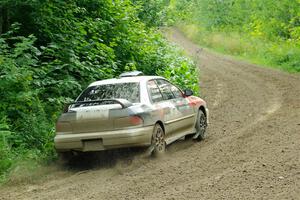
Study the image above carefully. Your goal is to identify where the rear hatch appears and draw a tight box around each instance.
[70,104,121,133]
[56,81,141,134]
[56,100,144,134]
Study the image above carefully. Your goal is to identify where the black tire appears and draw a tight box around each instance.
[151,124,166,156]
[195,110,207,141]
[57,151,73,164]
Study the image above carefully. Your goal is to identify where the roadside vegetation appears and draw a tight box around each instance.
[0,0,199,183]
[169,0,300,72]
[5,0,299,185]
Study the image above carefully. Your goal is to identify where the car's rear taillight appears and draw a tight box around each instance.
[129,115,143,126]
[114,115,143,128]
[63,104,70,113]
[56,122,72,133]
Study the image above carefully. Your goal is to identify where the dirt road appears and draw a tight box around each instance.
[1,29,300,200]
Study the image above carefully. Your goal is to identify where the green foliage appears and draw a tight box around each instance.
[0,0,199,182]
[0,30,52,148]
[0,117,12,180]
[0,29,56,181]
[172,0,300,72]
[132,0,170,27]
[156,43,199,95]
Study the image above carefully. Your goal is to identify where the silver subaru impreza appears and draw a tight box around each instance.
[55,71,208,156]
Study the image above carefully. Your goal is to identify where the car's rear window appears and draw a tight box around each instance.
[77,82,140,103]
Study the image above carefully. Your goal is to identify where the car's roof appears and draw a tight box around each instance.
[89,76,164,87]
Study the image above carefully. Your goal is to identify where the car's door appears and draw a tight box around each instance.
[155,79,195,136]
[147,79,175,137]
[170,82,196,133]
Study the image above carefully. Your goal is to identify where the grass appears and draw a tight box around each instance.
[177,23,300,73]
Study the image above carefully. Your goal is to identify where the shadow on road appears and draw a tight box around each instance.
[58,136,201,172]
[59,147,146,171]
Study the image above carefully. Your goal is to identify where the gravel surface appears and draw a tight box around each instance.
[1,28,299,200]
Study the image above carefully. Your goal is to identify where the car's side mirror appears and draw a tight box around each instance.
[183,89,193,97]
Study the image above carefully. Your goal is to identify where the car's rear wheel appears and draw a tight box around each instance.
[194,110,207,141]
[57,151,73,164]
[151,124,166,156]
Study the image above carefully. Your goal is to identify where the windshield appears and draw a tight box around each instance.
[77,82,140,103]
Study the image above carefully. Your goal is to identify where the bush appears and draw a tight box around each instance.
[0,117,12,181]
[0,29,56,182]
[172,0,300,72]
[0,0,199,182]
[156,42,199,95]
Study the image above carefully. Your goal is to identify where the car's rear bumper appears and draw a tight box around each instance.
[54,126,153,152]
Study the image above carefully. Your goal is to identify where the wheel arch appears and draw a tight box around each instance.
[155,120,165,133]
[199,106,207,117]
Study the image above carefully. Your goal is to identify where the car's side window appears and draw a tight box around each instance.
[147,80,164,103]
[170,84,183,99]
[156,79,175,100]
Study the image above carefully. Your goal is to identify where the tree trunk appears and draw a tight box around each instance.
[0,6,3,34]
[1,5,9,34]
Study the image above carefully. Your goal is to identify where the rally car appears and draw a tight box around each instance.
[55,71,208,156]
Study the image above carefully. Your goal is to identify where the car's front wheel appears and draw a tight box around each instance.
[194,110,207,141]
